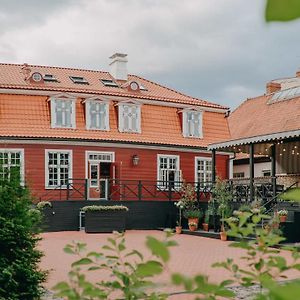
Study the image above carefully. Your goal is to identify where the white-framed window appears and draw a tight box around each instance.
[86,100,109,130]
[118,103,141,133]
[50,98,76,128]
[233,172,245,178]
[45,150,72,188]
[157,155,181,189]
[195,157,212,185]
[183,110,203,138]
[0,149,24,184]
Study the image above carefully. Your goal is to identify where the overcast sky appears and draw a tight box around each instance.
[0,0,300,109]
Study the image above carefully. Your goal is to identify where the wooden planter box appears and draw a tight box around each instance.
[85,210,127,233]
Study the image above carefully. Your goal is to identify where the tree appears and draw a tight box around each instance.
[266,0,300,22]
[0,170,46,300]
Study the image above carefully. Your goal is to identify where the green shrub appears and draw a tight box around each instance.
[183,209,203,219]
[81,205,129,212]
[0,170,46,300]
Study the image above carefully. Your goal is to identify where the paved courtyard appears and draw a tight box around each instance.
[40,230,300,299]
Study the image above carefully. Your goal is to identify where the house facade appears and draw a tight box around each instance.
[0,54,231,202]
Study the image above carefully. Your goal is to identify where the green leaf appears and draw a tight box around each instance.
[64,246,75,254]
[53,281,70,290]
[71,258,93,267]
[136,260,163,278]
[146,236,170,262]
[125,250,144,261]
[266,0,300,22]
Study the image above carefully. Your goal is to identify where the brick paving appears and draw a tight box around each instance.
[39,230,300,299]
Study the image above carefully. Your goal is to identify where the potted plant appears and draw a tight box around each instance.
[36,201,54,232]
[278,209,288,222]
[82,205,129,233]
[183,209,203,230]
[202,210,210,232]
[188,221,198,232]
[174,200,184,234]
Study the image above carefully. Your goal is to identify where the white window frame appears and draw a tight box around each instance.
[50,96,76,129]
[0,149,25,185]
[118,102,141,133]
[157,154,181,189]
[194,157,212,185]
[182,109,203,138]
[45,150,73,189]
[85,99,110,131]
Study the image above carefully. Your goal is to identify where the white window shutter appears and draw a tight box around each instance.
[118,105,124,132]
[182,111,187,137]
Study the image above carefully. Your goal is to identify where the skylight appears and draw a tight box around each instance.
[269,86,300,104]
[70,76,89,84]
[43,74,58,82]
[139,83,147,91]
[101,79,119,87]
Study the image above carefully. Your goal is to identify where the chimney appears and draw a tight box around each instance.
[266,81,281,94]
[109,53,128,81]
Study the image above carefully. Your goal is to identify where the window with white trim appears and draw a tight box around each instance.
[50,98,76,128]
[86,101,109,130]
[157,155,181,189]
[0,149,24,182]
[118,103,141,133]
[183,110,203,138]
[46,150,72,188]
[195,158,212,185]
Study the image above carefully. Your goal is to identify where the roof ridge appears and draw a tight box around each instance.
[131,74,228,110]
[0,62,110,74]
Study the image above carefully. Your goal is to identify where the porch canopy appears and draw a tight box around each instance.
[208,129,300,201]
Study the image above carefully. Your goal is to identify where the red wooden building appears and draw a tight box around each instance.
[0,53,231,202]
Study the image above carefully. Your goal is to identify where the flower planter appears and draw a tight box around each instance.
[175,226,182,234]
[189,225,197,232]
[83,205,128,233]
[202,223,209,232]
[220,231,227,241]
[188,217,199,225]
[279,215,287,223]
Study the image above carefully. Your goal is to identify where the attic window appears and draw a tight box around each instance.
[70,76,89,84]
[101,79,119,87]
[43,74,58,82]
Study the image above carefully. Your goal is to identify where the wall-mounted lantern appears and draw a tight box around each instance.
[132,154,140,166]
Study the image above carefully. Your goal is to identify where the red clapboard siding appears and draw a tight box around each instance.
[0,142,229,200]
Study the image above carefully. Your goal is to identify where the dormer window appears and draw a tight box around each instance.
[182,109,203,138]
[118,102,141,133]
[50,96,76,129]
[85,99,109,130]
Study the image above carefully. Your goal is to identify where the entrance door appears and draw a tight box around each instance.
[88,162,110,200]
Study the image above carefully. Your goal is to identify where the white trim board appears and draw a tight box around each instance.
[0,138,232,155]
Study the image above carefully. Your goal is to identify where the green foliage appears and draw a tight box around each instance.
[81,205,129,212]
[213,209,300,299]
[280,188,300,202]
[36,201,52,210]
[54,231,234,299]
[266,0,300,22]
[183,209,203,219]
[0,170,46,300]
[204,210,210,224]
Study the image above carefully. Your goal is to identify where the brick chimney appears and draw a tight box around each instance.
[109,53,128,81]
[266,82,281,94]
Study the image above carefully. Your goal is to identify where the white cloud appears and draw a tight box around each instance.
[0,0,300,108]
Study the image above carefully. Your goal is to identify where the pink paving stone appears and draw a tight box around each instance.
[39,230,300,299]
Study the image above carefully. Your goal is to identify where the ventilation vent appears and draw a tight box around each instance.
[101,79,119,87]
[70,76,89,84]
[43,74,58,82]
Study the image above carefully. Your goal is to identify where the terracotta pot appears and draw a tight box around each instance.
[189,225,197,232]
[279,215,287,223]
[202,223,209,232]
[188,217,199,225]
[220,231,227,241]
[175,226,182,234]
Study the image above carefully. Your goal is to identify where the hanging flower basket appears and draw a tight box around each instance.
[82,205,129,233]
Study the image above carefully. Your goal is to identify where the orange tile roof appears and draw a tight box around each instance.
[0,94,230,148]
[228,94,300,141]
[0,63,228,109]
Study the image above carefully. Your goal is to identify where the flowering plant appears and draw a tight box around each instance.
[278,209,288,216]
[188,221,198,227]
[174,200,184,227]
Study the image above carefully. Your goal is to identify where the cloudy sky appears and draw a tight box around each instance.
[0,0,300,109]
